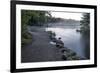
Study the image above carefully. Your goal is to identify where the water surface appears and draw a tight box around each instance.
[46,25,90,59]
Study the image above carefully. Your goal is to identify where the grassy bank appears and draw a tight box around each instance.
[21,30,32,47]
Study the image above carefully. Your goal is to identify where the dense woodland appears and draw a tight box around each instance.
[80,13,90,35]
[21,10,51,46]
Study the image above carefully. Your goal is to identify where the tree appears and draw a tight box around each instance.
[21,10,52,47]
[80,13,90,36]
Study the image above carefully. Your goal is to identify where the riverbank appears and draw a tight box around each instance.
[47,30,84,60]
[22,26,62,62]
[21,26,83,63]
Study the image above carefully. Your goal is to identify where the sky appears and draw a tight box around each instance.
[50,11,83,20]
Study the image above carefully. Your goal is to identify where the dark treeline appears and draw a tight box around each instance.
[21,10,52,47]
[48,17,63,23]
[21,10,51,26]
[80,13,90,36]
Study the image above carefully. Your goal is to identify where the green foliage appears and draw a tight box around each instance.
[21,10,51,26]
[80,13,90,35]
[21,32,32,47]
[21,10,51,47]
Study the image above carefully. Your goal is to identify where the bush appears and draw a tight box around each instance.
[21,32,32,47]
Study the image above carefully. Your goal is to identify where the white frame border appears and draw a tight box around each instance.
[16,4,95,69]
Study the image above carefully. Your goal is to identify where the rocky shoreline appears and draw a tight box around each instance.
[47,31,85,60]
[22,26,85,63]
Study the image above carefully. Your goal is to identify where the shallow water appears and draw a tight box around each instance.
[46,25,90,59]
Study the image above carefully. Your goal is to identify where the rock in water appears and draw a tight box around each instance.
[50,41,56,45]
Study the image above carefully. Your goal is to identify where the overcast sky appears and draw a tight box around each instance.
[51,12,83,20]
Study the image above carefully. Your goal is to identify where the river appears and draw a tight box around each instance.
[46,24,90,59]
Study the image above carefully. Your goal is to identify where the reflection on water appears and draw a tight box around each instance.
[46,26,90,59]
